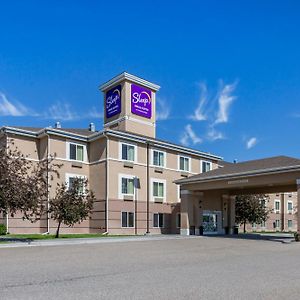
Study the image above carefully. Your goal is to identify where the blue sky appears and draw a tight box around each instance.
[0,0,300,162]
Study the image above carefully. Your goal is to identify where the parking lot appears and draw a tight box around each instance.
[1,235,300,299]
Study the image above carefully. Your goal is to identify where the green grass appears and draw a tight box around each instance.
[0,233,134,240]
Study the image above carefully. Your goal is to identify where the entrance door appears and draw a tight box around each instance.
[203,211,222,234]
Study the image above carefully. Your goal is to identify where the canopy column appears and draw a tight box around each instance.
[229,196,236,234]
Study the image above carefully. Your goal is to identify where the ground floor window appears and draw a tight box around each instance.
[274,220,280,229]
[288,220,293,228]
[121,212,134,228]
[153,213,164,228]
[176,213,181,228]
[260,221,266,228]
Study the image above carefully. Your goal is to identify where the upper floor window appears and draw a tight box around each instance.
[121,143,136,162]
[179,156,190,172]
[151,178,166,202]
[66,174,86,194]
[287,201,293,213]
[152,150,165,167]
[274,200,280,213]
[121,177,134,196]
[201,160,212,173]
[69,143,85,161]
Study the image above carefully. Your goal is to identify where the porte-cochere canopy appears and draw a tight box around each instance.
[175,156,300,235]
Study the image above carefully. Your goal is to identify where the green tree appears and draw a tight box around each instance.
[49,178,95,238]
[235,194,271,233]
[0,142,60,223]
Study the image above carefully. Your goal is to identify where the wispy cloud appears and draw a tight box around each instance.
[180,124,202,146]
[207,127,225,141]
[214,81,237,125]
[156,97,171,121]
[87,107,103,119]
[46,102,79,121]
[246,137,258,149]
[189,83,207,121]
[0,92,31,116]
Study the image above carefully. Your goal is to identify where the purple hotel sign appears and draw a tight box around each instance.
[131,84,152,119]
[105,85,121,118]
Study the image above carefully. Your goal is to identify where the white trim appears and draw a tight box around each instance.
[150,178,166,202]
[178,154,191,172]
[119,141,137,162]
[151,148,166,168]
[177,185,181,202]
[65,173,87,189]
[104,115,155,129]
[118,173,136,200]
[121,211,135,228]
[99,72,160,92]
[200,160,212,173]
[274,199,281,213]
[66,141,88,162]
[287,200,293,214]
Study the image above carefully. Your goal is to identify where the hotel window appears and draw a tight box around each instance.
[288,220,293,229]
[261,221,266,228]
[179,156,190,172]
[66,174,86,194]
[121,143,136,162]
[152,180,165,202]
[201,160,212,173]
[176,213,181,228]
[260,199,266,207]
[121,212,134,228]
[252,223,257,229]
[287,201,293,213]
[274,200,280,213]
[121,177,134,196]
[69,143,84,161]
[153,213,164,228]
[153,150,165,167]
[275,220,280,229]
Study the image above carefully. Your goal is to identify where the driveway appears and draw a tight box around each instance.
[1,235,300,299]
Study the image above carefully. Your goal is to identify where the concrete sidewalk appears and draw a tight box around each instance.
[0,233,295,248]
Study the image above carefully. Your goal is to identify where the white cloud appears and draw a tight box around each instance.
[189,83,207,121]
[180,124,202,146]
[156,97,170,121]
[207,127,225,141]
[246,137,258,149]
[46,102,79,121]
[0,92,31,116]
[87,107,103,119]
[214,81,237,124]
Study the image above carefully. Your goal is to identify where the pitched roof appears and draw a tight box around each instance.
[175,156,300,184]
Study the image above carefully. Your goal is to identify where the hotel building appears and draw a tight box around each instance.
[0,73,297,234]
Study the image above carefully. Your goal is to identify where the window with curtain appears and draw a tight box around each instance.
[121,178,134,195]
[69,143,84,161]
[179,156,190,172]
[121,144,135,161]
[153,150,165,167]
[153,182,164,198]
[201,161,212,173]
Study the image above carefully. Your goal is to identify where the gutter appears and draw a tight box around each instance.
[175,165,300,185]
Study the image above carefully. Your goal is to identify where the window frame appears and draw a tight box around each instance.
[153,213,164,228]
[119,174,136,199]
[121,211,135,228]
[178,155,191,172]
[200,160,212,173]
[119,142,137,162]
[274,200,280,213]
[65,173,87,193]
[287,201,293,213]
[151,149,166,168]
[288,219,293,229]
[66,141,87,162]
[150,178,166,202]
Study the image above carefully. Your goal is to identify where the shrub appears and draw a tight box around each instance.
[0,224,7,235]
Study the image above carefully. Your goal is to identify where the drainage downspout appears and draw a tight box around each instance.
[4,132,9,234]
[43,132,50,234]
[103,132,109,234]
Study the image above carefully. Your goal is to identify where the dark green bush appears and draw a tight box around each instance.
[0,224,7,235]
